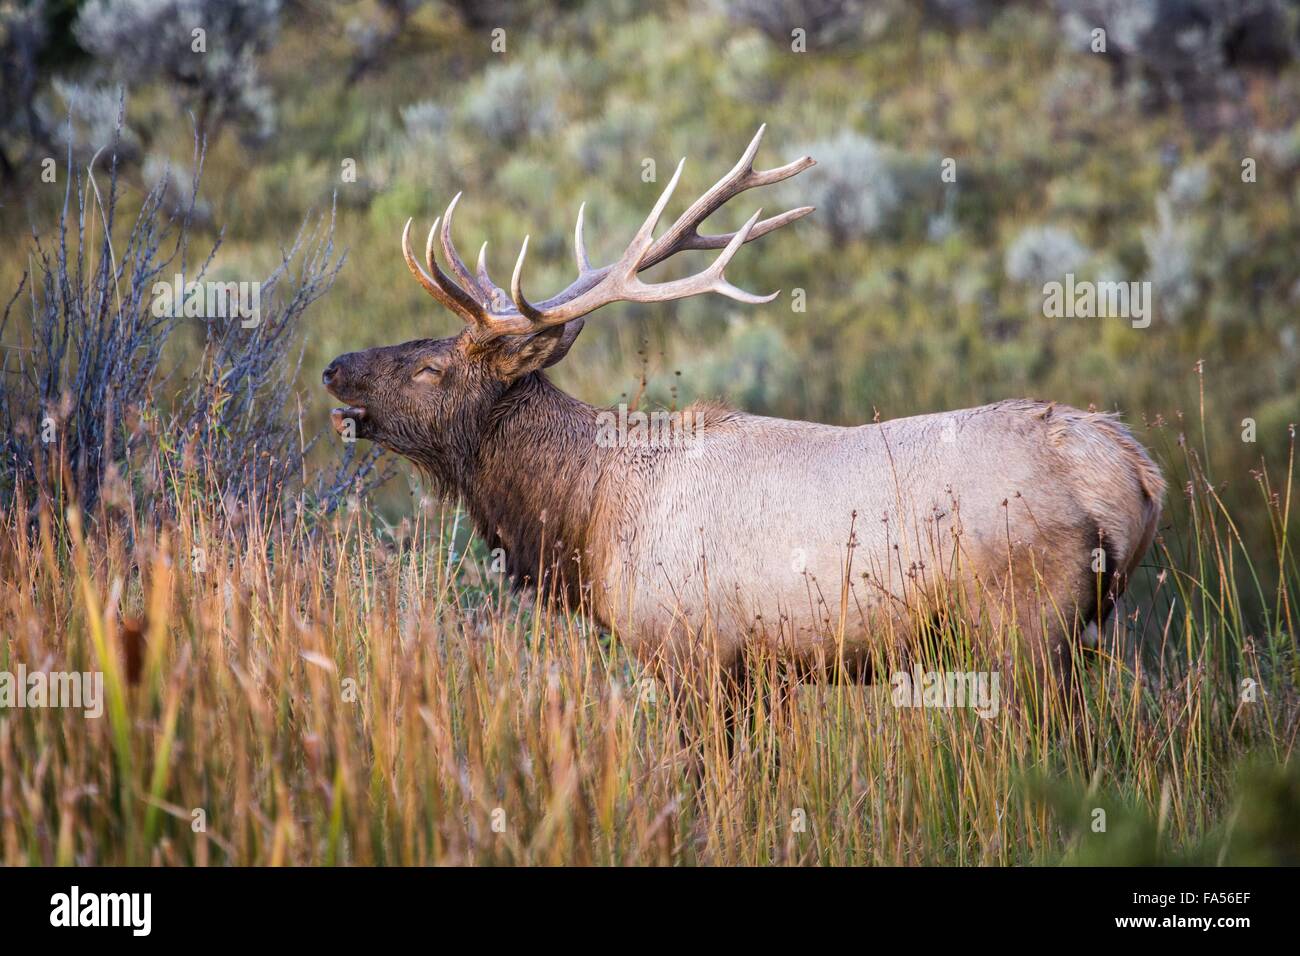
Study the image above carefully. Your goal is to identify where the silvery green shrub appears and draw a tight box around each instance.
[49,80,140,161]
[1004,225,1091,285]
[461,60,562,148]
[74,0,281,143]
[564,109,656,176]
[795,130,900,243]
[1142,197,1200,322]
[1166,162,1210,212]
[401,100,451,141]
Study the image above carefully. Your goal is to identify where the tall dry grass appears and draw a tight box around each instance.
[0,401,1296,866]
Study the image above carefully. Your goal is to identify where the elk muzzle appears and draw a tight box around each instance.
[322,353,371,438]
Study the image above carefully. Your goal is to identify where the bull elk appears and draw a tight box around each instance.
[323,126,1164,720]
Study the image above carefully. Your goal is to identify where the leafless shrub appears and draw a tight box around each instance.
[0,111,388,519]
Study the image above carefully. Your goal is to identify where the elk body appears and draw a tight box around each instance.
[324,127,1164,703]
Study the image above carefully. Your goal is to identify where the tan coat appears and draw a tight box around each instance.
[588,398,1163,673]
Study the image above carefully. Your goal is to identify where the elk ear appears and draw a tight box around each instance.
[540,319,584,368]
[489,320,584,379]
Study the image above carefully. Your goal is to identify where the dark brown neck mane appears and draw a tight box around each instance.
[460,373,604,602]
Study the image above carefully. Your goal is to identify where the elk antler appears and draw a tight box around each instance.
[401,124,815,342]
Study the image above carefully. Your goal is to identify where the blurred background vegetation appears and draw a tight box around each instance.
[2,0,1298,526]
[1,0,1298,867]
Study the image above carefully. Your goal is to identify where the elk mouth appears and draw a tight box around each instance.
[330,405,369,437]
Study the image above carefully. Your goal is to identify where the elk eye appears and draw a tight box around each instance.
[413,365,443,384]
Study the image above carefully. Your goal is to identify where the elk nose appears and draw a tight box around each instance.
[322,361,340,386]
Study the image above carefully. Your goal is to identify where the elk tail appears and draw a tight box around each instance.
[1042,406,1165,607]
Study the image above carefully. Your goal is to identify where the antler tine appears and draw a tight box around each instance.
[475,242,510,310]
[641,124,815,270]
[701,208,782,303]
[485,203,603,313]
[491,202,776,336]
[615,157,685,274]
[503,163,685,333]
[509,236,545,321]
[574,202,592,273]
[673,205,816,253]
[439,192,490,304]
[402,218,481,324]
[628,206,778,306]
[532,202,613,310]
[422,218,487,324]
[413,125,811,343]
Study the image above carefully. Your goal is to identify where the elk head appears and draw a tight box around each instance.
[322,125,815,496]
